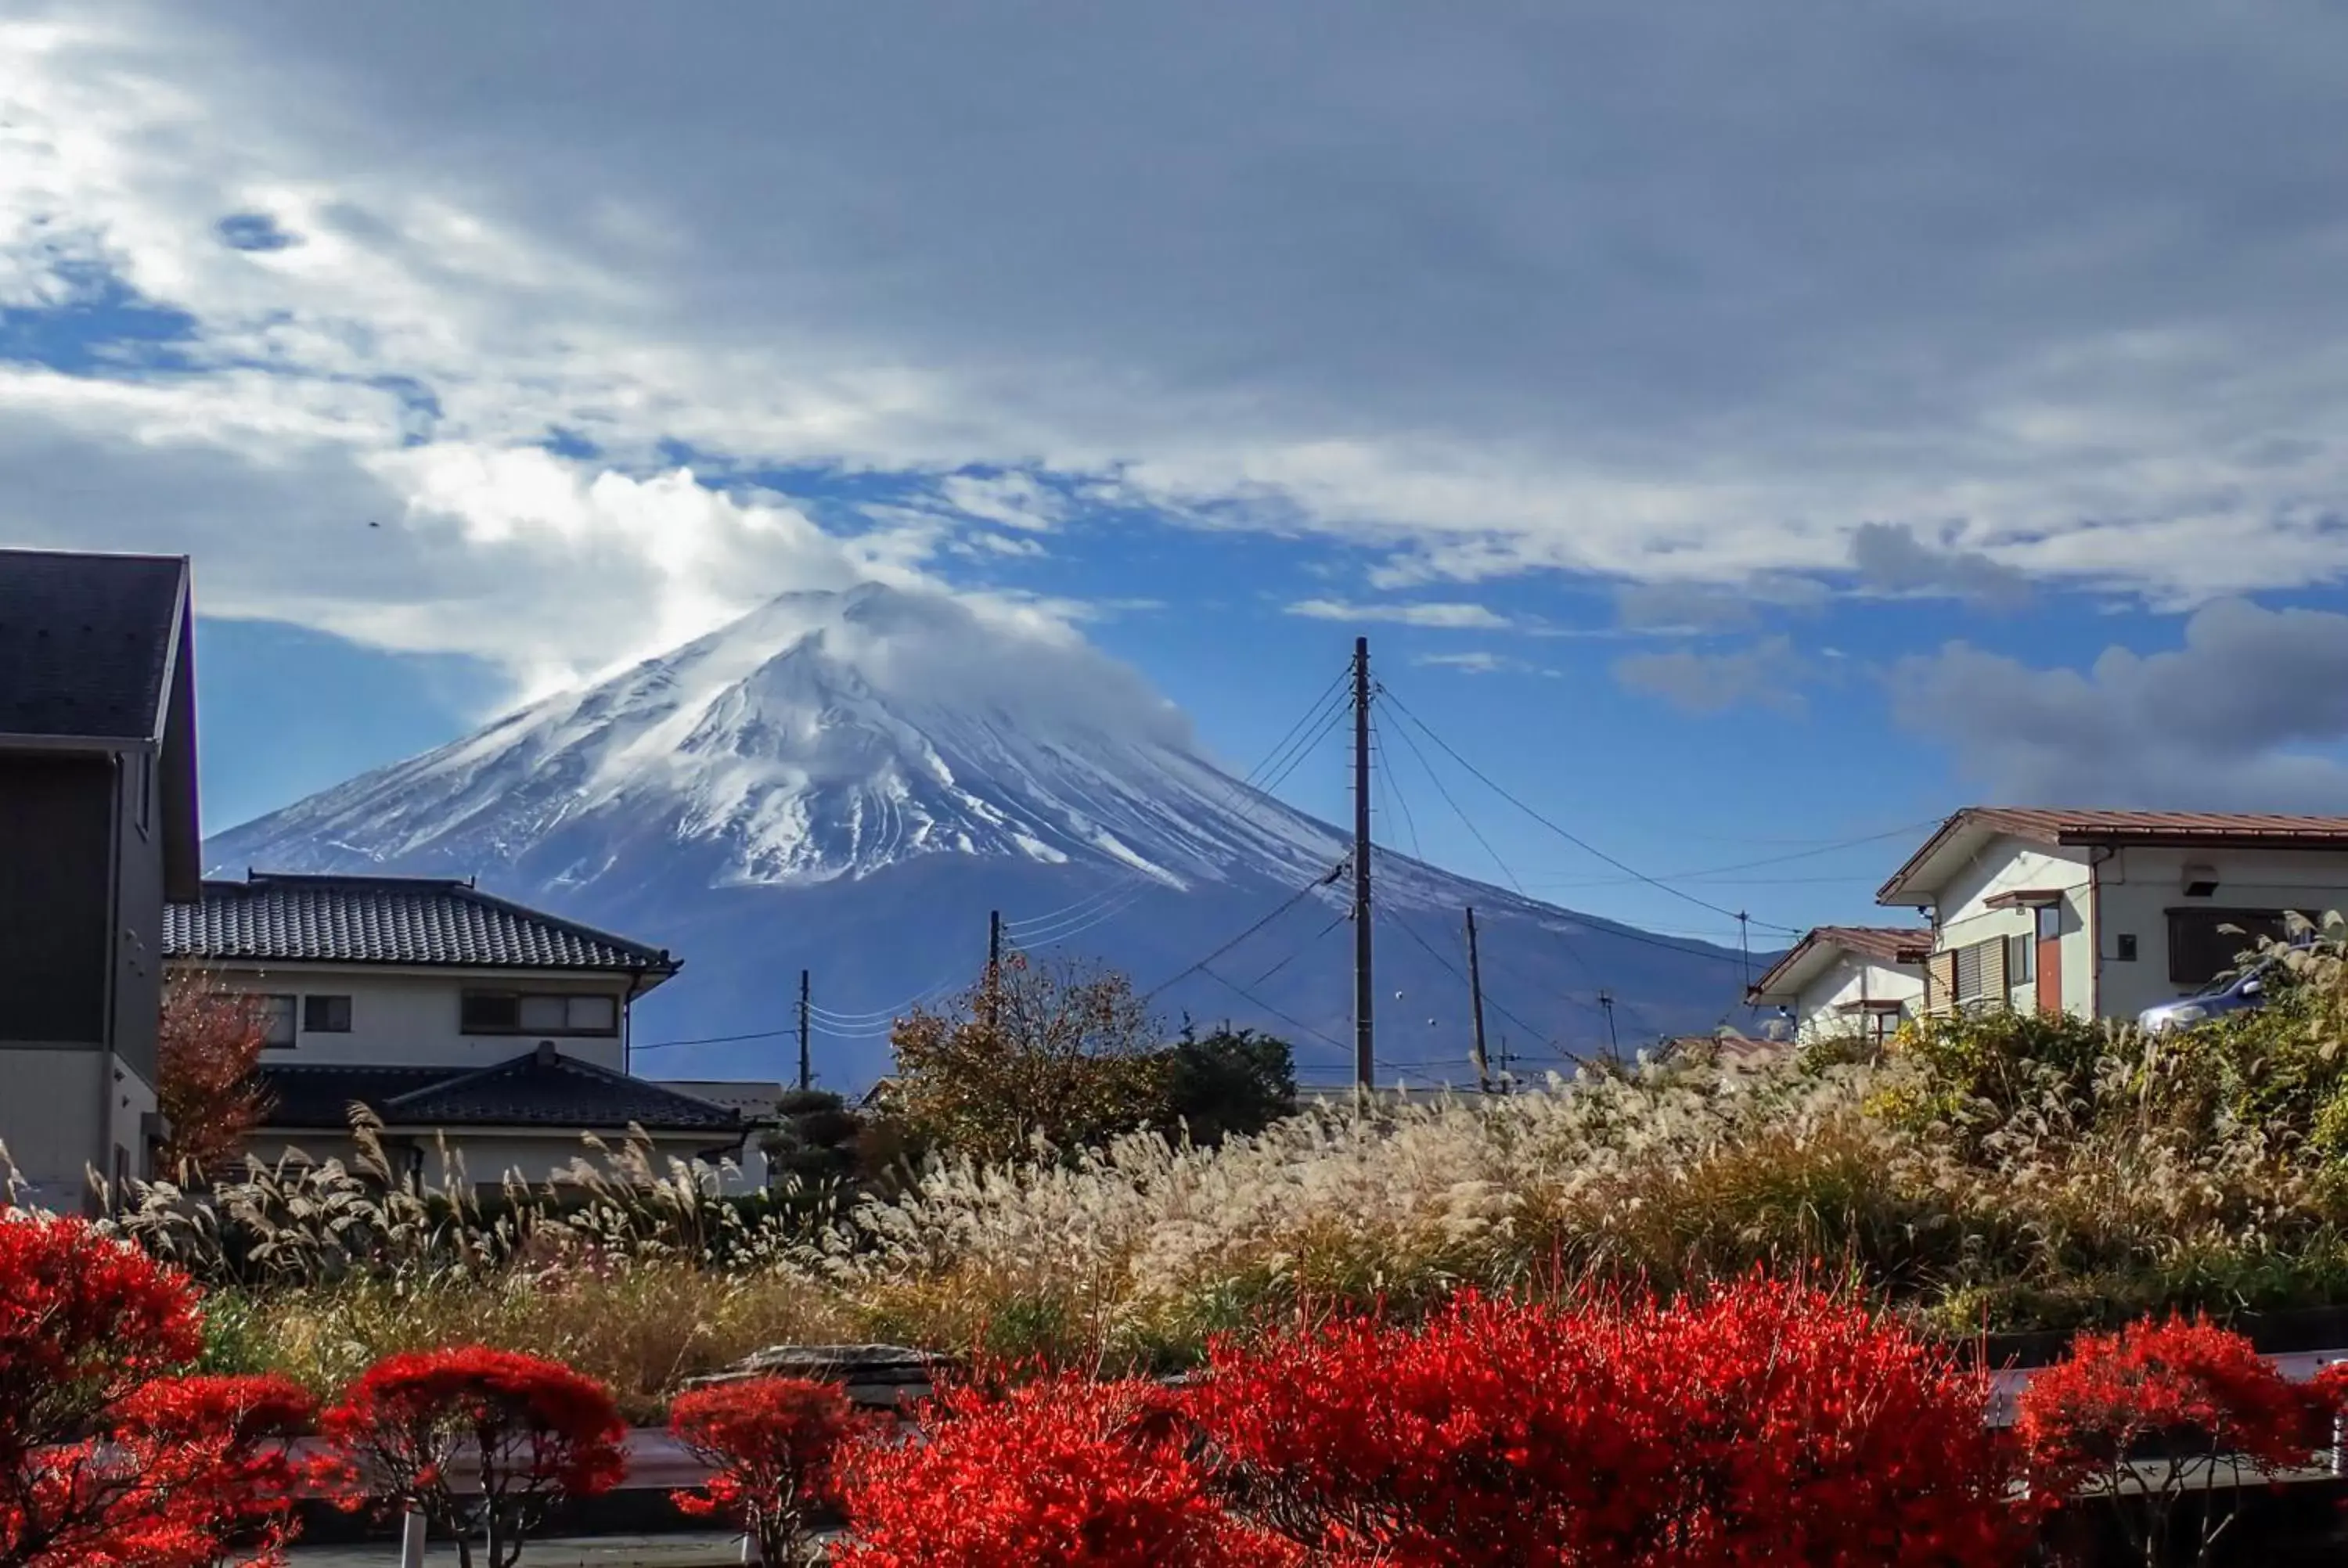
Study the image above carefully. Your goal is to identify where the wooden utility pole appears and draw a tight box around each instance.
[1599,990,1620,1065]
[1464,906,1490,1093]
[796,969,812,1091]
[986,909,1003,1031]
[1352,637,1374,1095]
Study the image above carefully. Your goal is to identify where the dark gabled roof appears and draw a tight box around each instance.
[0,549,189,741]
[1878,807,2348,904]
[258,1048,741,1135]
[167,873,679,975]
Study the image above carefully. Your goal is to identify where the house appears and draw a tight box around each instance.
[1744,926,1929,1047]
[0,548,200,1211]
[1877,808,2348,1023]
[164,872,748,1185]
[650,1080,789,1191]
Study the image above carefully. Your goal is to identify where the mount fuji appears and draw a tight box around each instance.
[205,584,1759,1088]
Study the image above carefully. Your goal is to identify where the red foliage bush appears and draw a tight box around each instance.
[2018,1315,2325,1566]
[0,1213,209,1567]
[111,1374,336,1567]
[321,1347,626,1568]
[1187,1275,2033,1567]
[668,1378,868,1564]
[837,1372,1297,1568]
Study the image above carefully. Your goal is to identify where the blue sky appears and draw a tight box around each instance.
[13,2,2348,945]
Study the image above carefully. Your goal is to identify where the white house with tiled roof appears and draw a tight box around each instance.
[165,872,748,1185]
[1877,809,2348,1023]
[1745,926,1929,1047]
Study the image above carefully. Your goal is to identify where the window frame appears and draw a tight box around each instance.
[258,994,297,1050]
[301,994,353,1034]
[459,989,621,1038]
[2165,907,2299,987]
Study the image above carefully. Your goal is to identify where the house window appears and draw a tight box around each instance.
[461,991,619,1036]
[2166,908,2296,987]
[1864,1009,1903,1048]
[258,994,297,1049]
[2008,933,2035,986]
[302,994,352,1034]
[2116,933,2139,963]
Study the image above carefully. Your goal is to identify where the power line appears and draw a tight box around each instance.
[1246,909,1349,990]
[1507,818,1943,890]
[1142,865,1346,1002]
[1379,689,1801,937]
[1196,964,1349,1052]
[1379,905,1565,1050]
[1379,696,1528,899]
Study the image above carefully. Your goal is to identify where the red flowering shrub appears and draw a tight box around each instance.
[668,1378,867,1564]
[111,1374,337,1566]
[321,1347,626,1568]
[837,1372,1297,1568]
[0,1213,208,1567]
[2018,1315,2325,1566]
[1189,1275,2033,1567]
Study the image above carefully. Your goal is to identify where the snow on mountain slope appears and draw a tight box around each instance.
[207,584,1761,1081]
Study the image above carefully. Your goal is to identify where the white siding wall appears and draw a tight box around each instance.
[181,966,632,1072]
[243,1129,745,1189]
[1792,955,1923,1042]
[0,1049,108,1212]
[2094,846,2348,1021]
[1927,844,2094,1016]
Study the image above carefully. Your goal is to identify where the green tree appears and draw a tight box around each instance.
[1163,1021,1297,1145]
[884,955,1169,1163]
[758,1088,864,1191]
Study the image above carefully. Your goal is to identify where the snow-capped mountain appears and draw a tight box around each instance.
[208,584,1759,1084]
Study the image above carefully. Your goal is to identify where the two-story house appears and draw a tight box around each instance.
[0,548,200,1211]
[164,872,747,1185]
[1877,808,2348,1022]
[1744,926,1930,1047]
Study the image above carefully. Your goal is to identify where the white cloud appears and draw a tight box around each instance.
[1849,522,2030,607]
[9,0,2348,685]
[1286,598,1512,630]
[1410,650,1557,677]
[1888,599,2348,808]
[1612,636,1812,715]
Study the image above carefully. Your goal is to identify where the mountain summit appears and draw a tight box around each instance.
[209,584,1756,1082]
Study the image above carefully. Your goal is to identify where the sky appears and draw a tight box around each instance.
[9,2,2348,948]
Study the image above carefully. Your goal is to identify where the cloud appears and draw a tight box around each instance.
[1850,522,2032,607]
[11,0,2348,679]
[1611,577,1830,633]
[1410,650,1557,676]
[1286,598,1512,630]
[1887,599,2348,807]
[1612,636,1811,715]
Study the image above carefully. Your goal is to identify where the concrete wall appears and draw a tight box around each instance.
[2094,846,2348,1021]
[1929,844,2095,1017]
[0,1049,108,1211]
[1793,954,1923,1042]
[179,965,633,1072]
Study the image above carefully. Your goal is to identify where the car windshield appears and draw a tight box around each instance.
[2195,958,2272,998]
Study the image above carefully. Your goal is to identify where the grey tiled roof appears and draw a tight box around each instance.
[167,874,679,973]
[0,549,188,740]
[260,1050,742,1135]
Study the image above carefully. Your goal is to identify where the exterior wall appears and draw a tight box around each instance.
[2094,846,2348,1022]
[1792,955,1924,1042]
[1925,843,2095,1017]
[111,743,165,1088]
[0,1049,108,1212]
[177,964,635,1073]
[0,753,115,1046]
[244,1129,746,1189]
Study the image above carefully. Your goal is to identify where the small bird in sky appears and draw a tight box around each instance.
[367,520,380,528]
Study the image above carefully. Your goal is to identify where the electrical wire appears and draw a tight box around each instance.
[1379,689,1802,936]
[1379,696,1529,899]
[1245,909,1349,989]
[1195,965,1350,1052]
[1142,864,1347,1002]
[1377,904,1569,1050]
[1508,818,1944,890]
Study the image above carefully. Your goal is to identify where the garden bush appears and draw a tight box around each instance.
[668,1377,868,1565]
[321,1346,626,1568]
